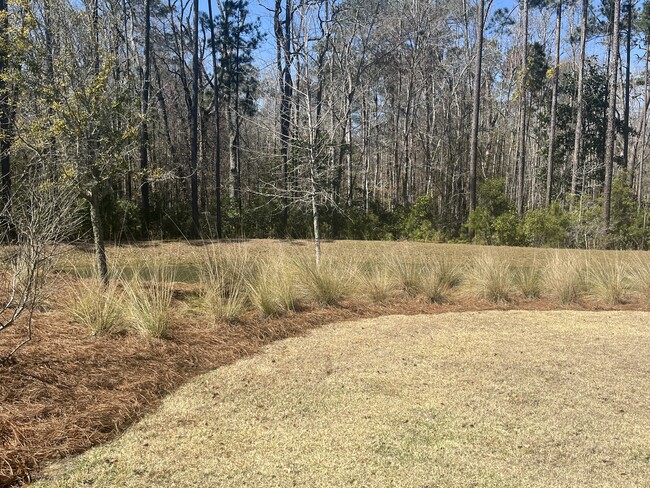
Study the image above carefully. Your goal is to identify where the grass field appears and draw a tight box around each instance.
[35,311,650,487]
[3,239,650,486]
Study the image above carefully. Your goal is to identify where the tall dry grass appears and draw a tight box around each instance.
[248,257,299,317]
[198,247,250,323]
[467,254,511,302]
[544,253,584,304]
[421,256,463,303]
[588,258,629,305]
[294,257,349,306]
[123,263,175,338]
[69,279,125,336]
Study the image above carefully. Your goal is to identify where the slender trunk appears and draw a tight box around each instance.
[636,41,650,205]
[0,0,10,211]
[546,0,562,207]
[190,0,200,236]
[604,0,622,232]
[275,0,292,235]
[517,0,529,217]
[570,0,588,211]
[90,187,109,286]
[140,0,151,218]
[624,0,633,184]
[207,0,222,238]
[469,0,485,235]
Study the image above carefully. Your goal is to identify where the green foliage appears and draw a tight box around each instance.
[478,179,511,217]
[466,207,492,244]
[401,195,440,241]
[522,203,572,248]
[492,211,524,246]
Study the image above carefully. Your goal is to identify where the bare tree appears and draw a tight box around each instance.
[570,0,588,211]
[545,0,562,207]
[0,179,80,364]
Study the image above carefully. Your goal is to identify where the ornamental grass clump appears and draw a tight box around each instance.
[467,254,512,303]
[295,257,348,306]
[544,253,584,305]
[123,263,175,338]
[513,265,543,299]
[360,267,395,303]
[248,259,299,317]
[421,256,463,304]
[70,279,124,336]
[199,250,250,323]
[390,255,425,298]
[588,258,629,305]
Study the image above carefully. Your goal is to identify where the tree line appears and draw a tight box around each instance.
[1,0,650,275]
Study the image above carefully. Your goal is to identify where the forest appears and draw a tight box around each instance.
[1,0,649,258]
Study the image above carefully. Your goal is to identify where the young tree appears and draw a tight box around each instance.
[190,0,200,236]
[218,0,262,221]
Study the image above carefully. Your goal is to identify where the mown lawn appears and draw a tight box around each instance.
[36,310,650,487]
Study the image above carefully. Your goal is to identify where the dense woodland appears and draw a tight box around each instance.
[2,0,650,257]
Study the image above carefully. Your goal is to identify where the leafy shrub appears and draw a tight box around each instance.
[492,211,524,246]
[466,207,492,244]
[523,203,572,247]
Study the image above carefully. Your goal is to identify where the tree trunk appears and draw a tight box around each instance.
[546,0,562,207]
[275,0,293,235]
[570,0,588,211]
[140,0,151,218]
[624,0,633,184]
[207,0,222,238]
[190,0,200,237]
[0,0,10,212]
[516,0,529,218]
[469,0,485,236]
[604,0,622,232]
[90,187,109,286]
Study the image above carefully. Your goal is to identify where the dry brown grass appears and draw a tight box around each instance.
[36,311,650,487]
[4,239,650,487]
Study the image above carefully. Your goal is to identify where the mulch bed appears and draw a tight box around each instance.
[0,287,646,487]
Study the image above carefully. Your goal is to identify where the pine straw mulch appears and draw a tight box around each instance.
[0,287,648,487]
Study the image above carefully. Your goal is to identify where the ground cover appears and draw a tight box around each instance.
[35,311,650,487]
[2,239,650,486]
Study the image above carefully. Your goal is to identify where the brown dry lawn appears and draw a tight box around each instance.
[36,311,650,487]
